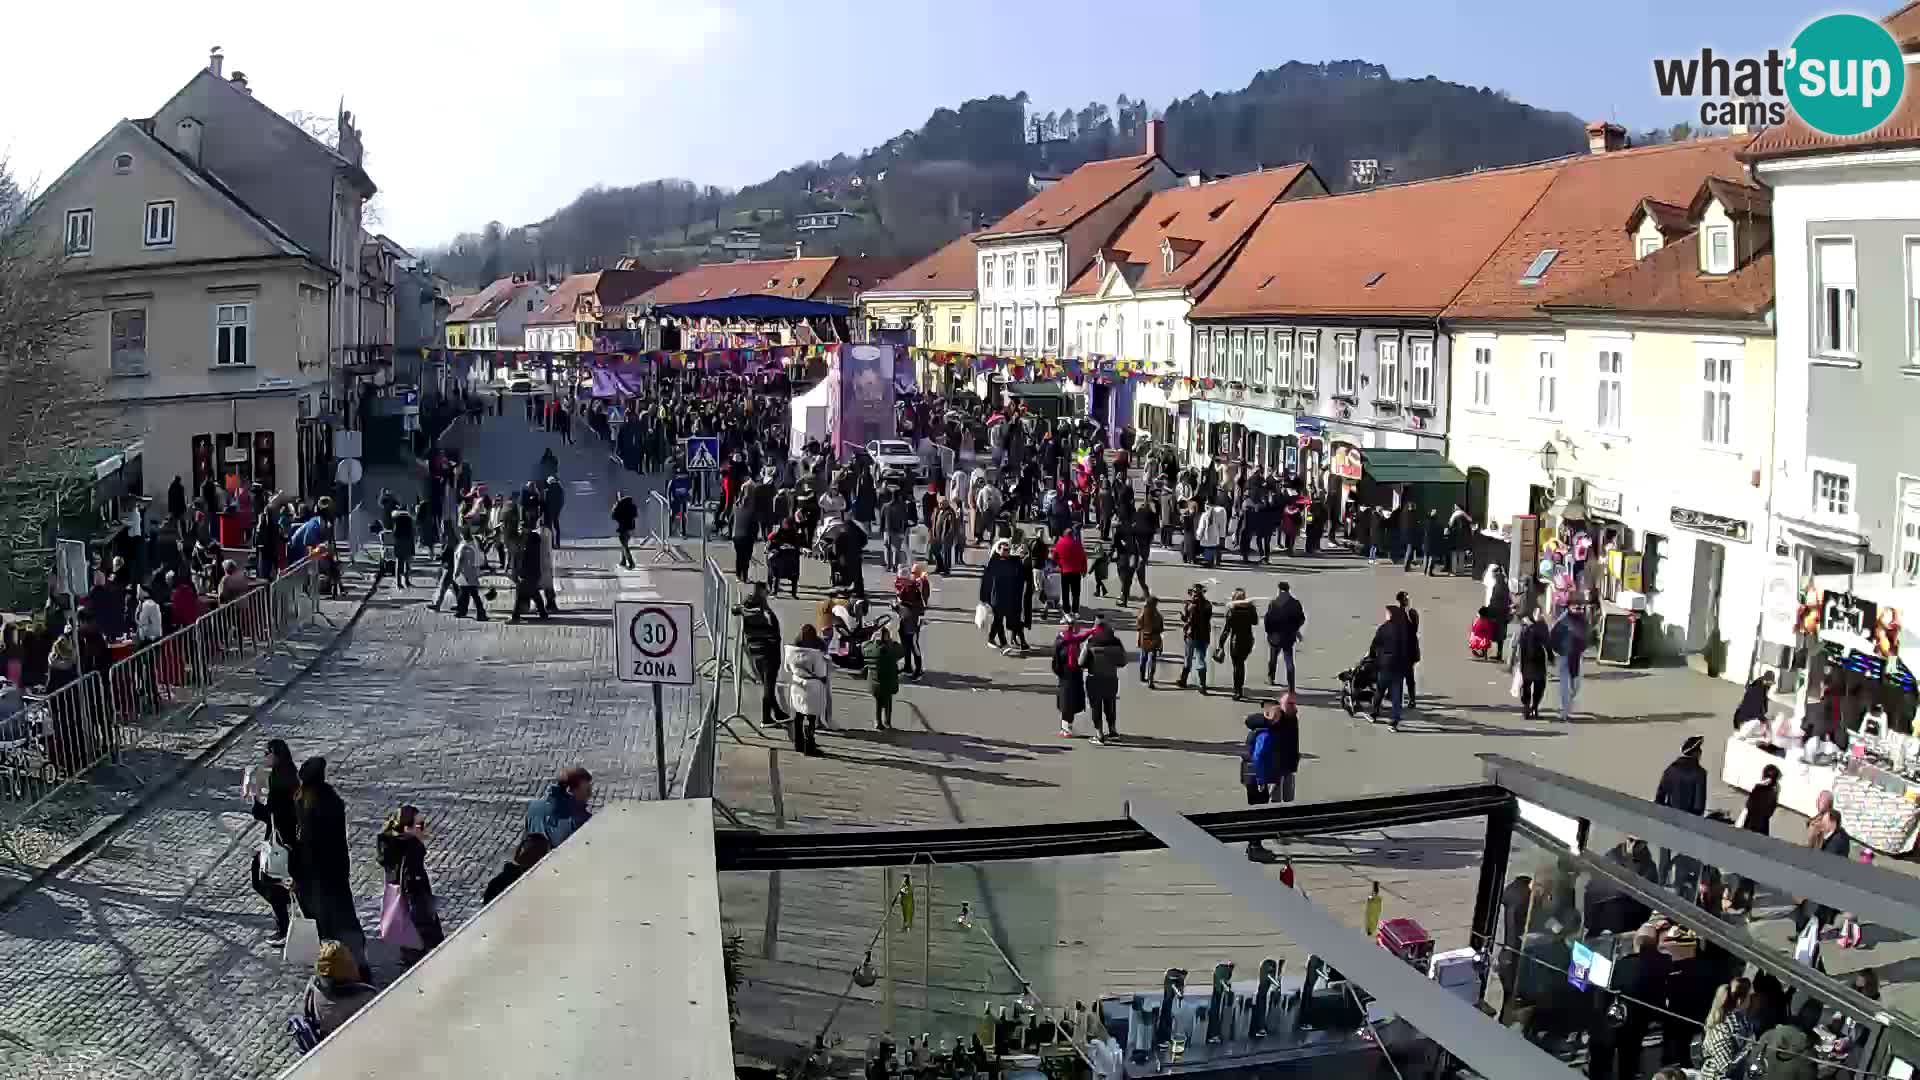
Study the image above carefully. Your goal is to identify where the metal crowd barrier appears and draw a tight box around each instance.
[644,491,687,564]
[0,557,324,839]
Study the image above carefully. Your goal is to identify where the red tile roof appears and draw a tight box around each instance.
[866,231,986,296]
[974,154,1160,240]
[1062,165,1316,299]
[1541,233,1773,319]
[1627,197,1692,237]
[1745,4,1920,160]
[642,257,841,306]
[1190,165,1561,319]
[1689,175,1770,219]
[597,267,676,308]
[816,256,915,302]
[448,277,522,322]
[527,272,602,325]
[1443,137,1750,320]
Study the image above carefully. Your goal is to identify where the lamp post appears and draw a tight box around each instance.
[1537,441,1559,476]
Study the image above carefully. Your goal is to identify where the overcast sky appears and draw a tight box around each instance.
[2,0,1819,252]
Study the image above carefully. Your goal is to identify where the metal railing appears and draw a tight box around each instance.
[0,557,325,842]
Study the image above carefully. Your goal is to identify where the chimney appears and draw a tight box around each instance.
[208,46,224,78]
[172,117,204,167]
[793,241,804,259]
[1145,118,1165,158]
[230,71,251,96]
[1586,121,1628,154]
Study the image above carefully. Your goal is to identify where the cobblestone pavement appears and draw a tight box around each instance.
[0,414,687,1079]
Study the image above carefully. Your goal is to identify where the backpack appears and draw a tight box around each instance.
[1240,729,1269,786]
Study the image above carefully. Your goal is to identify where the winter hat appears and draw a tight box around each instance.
[1681,735,1705,757]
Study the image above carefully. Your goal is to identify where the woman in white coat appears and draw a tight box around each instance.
[782,625,830,756]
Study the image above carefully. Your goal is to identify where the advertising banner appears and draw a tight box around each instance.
[836,344,898,454]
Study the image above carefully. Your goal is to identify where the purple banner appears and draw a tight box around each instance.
[837,344,898,454]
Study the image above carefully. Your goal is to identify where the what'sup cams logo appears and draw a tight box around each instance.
[1654,13,1908,136]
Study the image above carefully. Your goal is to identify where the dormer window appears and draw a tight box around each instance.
[1637,235,1662,259]
[1161,242,1174,275]
[1703,225,1734,274]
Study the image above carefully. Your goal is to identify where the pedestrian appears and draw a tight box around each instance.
[1136,594,1165,688]
[429,522,460,612]
[1223,587,1258,700]
[542,474,566,547]
[1549,604,1589,722]
[390,503,416,587]
[1052,620,1089,738]
[539,520,560,614]
[1748,1017,1819,1080]
[1733,670,1775,731]
[525,766,594,847]
[1742,763,1781,837]
[290,755,368,974]
[1697,977,1753,1080]
[511,523,550,623]
[863,626,903,731]
[1264,582,1305,692]
[376,804,445,967]
[1607,930,1675,1080]
[1485,564,1513,662]
[1423,508,1446,575]
[1052,526,1088,620]
[737,584,790,729]
[730,482,760,583]
[1513,610,1551,720]
[1175,584,1213,695]
[301,940,379,1041]
[1089,541,1112,599]
[248,738,299,945]
[1653,735,1709,889]
[1395,590,1422,708]
[1241,694,1302,860]
[612,493,638,570]
[1367,605,1412,730]
[483,833,552,904]
[782,625,830,756]
[878,488,910,573]
[980,539,1029,655]
[1798,808,1856,955]
[895,564,929,679]
[1081,615,1127,743]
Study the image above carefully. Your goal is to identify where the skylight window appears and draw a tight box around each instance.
[1519,248,1560,285]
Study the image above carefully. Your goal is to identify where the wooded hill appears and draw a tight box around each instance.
[424,60,1602,289]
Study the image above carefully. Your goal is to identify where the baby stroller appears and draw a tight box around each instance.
[1468,608,1497,659]
[1337,654,1379,717]
[767,542,801,595]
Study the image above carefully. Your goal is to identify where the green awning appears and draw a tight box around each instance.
[1004,382,1065,399]
[1361,449,1466,485]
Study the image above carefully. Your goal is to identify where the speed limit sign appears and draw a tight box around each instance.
[613,600,694,685]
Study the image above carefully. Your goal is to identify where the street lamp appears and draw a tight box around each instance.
[1538,440,1559,475]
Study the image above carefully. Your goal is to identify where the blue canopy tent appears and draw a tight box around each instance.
[652,295,852,320]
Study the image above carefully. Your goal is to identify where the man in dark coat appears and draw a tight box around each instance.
[1264,582,1306,692]
[291,756,368,972]
[167,476,188,530]
[729,479,760,583]
[1514,611,1553,720]
[736,584,787,728]
[1241,695,1302,860]
[1605,930,1674,1080]
[1367,605,1412,729]
[979,541,1029,653]
[541,476,566,546]
[1653,735,1709,889]
[1395,590,1422,708]
[1423,508,1446,575]
[511,524,550,622]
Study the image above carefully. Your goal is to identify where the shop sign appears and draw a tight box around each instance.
[1294,418,1325,436]
[1669,506,1749,542]
[1587,486,1623,515]
[1330,443,1363,482]
[1759,559,1800,646]
[1822,589,1878,642]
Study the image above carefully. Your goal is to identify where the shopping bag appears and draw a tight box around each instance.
[283,913,321,968]
[256,829,291,880]
[974,603,992,632]
[379,882,424,951]
[1792,916,1822,965]
[1509,667,1524,699]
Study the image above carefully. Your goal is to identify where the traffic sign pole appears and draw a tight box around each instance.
[653,682,667,800]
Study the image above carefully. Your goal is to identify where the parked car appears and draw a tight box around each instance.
[865,439,920,479]
[506,371,535,394]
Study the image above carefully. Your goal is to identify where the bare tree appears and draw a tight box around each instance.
[0,158,129,604]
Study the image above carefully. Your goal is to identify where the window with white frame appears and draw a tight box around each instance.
[144,201,175,247]
[1072,321,1084,355]
[1637,235,1662,259]
[1229,330,1247,382]
[1700,351,1736,445]
[1024,252,1037,287]
[1811,461,1854,521]
[1376,337,1400,402]
[1409,338,1434,406]
[1534,346,1559,416]
[1022,305,1037,350]
[1046,250,1060,285]
[1335,335,1358,396]
[1816,237,1857,357]
[109,309,147,376]
[1144,323,1156,364]
[215,303,252,366]
[64,209,93,255]
[1214,331,1231,379]
[1001,308,1014,352]
[1471,345,1493,408]
[1044,308,1059,352]
[1250,332,1267,384]
[1596,347,1625,432]
[1163,323,1175,367]
[1296,333,1318,390]
[981,257,994,289]
[1900,480,1920,585]
[1272,332,1293,388]
[1115,314,1127,358]
[980,310,994,349]
[1704,226,1733,274]
[949,312,962,345]
[1907,239,1919,365]
[1002,256,1016,288]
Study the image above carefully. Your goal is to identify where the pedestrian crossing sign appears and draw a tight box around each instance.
[684,436,720,470]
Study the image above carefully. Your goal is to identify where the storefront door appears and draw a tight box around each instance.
[1688,538,1726,655]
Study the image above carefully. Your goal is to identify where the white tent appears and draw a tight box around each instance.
[789,378,833,460]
